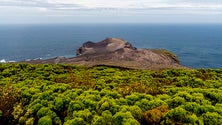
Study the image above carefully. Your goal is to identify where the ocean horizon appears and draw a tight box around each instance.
[0,23,222,68]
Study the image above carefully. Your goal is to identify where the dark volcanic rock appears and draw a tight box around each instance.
[25,38,187,70]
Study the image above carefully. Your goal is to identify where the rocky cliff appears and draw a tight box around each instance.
[25,38,186,70]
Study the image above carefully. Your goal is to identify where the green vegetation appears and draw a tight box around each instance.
[0,63,222,125]
[151,49,179,63]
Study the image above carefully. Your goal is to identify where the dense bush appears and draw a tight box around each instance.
[0,63,222,124]
[144,105,169,124]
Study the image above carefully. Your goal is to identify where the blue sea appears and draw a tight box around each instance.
[0,23,222,68]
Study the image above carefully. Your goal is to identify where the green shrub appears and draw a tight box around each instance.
[113,111,139,125]
[67,101,84,116]
[101,110,113,124]
[97,98,119,115]
[134,99,150,111]
[82,99,97,111]
[163,107,187,124]
[182,102,201,114]
[0,110,2,118]
[26,117,35,125]
[38,116,52,125]
[203,112,222,125]
[115,97,127,105]
[128,106,143,122]
[187,114,203,125]
[37,107,57,119]
[64,118,86,125]
[167,96,185,108]
[54,97,63,111]
[73,109,93,123]
[92,116,105,125]
[53,117,62,125]
[30,103,43,114]
[135,98,166,112]
[125,94,141,105]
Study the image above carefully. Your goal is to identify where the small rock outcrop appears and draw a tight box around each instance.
[25,38,186,70]
[76,38,136,56]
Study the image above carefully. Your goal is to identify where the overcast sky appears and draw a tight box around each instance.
[1,0,222,24]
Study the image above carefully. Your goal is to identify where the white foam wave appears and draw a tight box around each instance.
[25,59,31,61]
[0,59,6,63]
[8,60,16,63]
[0,59,16,63]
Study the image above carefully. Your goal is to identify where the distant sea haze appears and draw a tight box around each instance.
[0,23,222,69]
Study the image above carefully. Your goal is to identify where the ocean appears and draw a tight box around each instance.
[0,23,222,68]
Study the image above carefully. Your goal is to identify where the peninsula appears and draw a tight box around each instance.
[25,38,186,70]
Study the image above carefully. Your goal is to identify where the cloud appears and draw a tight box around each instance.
[1,0,222,16]
[2,0,222,10]
[0,0,83,10]
[1,0,222,24]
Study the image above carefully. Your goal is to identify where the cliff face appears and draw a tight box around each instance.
[25,38,186,70]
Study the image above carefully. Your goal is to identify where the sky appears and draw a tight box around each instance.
[1,0,222,24]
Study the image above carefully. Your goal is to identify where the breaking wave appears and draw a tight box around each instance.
[0,59,6,63]
[0,59,16,63]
